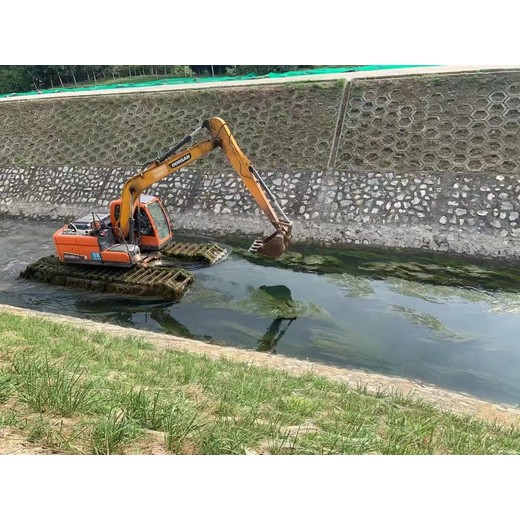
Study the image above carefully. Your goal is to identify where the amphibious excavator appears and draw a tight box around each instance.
[21,117,293,298]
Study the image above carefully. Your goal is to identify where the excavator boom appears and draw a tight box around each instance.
[117,117,292,258]
[204,118,293,258]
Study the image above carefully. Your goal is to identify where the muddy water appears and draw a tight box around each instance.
[2,218,520,406]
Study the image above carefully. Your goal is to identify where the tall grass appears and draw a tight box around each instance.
[115,387,164,431]
[164,400,204,454]
[0,372,14,403]
[91,410,140,455]
[12,355,97,415]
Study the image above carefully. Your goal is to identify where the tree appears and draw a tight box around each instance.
[225,65,312,76]
[0,67,33,95]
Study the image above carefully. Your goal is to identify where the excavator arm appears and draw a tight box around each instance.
[117,117,293,258]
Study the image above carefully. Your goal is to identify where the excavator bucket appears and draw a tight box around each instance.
[249,230,290,259]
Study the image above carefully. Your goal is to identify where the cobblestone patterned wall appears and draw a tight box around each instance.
[2,165,520,259]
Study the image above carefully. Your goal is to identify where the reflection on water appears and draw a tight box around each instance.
[256,318,297,353]
[254,286,297,353]
[2,218,520,406]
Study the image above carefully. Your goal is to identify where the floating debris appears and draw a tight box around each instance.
[233,248,347,274]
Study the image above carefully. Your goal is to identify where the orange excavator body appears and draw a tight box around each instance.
[53,194,170,267]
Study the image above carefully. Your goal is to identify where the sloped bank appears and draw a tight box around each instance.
[1,304,519,428]
[1,70,520,259]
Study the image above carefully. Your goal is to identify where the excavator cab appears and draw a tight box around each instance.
[110,194,174,252]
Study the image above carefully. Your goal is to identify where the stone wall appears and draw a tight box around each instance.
[2,164,519,258]
[1,70,520,259]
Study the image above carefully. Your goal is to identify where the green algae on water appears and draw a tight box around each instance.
[325,273,375,299]
[239,285,328,320]
[390,305,472,343]
[184,284,330,320]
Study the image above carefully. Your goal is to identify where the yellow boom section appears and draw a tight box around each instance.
[118,138,217,237]
[117,117,292,258]
[204,118,291,232]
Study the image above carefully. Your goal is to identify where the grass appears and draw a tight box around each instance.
[91,411,140,455]
[0,310,519,454]
[12,355,97,415]
[0,372,14,403]
[163,400,204,454]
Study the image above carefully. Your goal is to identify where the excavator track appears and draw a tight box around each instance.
[20,256,194,299]
[160,241,229,264]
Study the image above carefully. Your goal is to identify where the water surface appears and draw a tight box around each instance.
[2,218,520,406]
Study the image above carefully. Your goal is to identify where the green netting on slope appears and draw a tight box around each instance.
[265,64,432,77]
[0,65,435,99]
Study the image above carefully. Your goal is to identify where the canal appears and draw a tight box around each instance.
[2,218,520,406]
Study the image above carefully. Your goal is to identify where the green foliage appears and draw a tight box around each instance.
[164,400,204,453]
[0,372,14,403]
[0,65,196,95]
[27,417,53,444]
[0,67,33,95]
[197,417,254,455]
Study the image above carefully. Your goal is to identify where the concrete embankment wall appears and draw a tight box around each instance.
[1,69,520,259]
